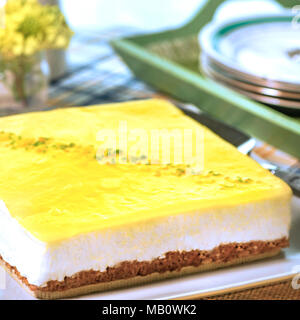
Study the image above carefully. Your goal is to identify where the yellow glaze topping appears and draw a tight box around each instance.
[0,99,291,244]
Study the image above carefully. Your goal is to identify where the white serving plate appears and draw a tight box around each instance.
[1,197,299,300]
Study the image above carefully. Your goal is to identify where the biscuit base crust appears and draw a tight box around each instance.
[0,237,288,299]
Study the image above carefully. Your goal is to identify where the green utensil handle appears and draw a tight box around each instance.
[180,0,226,33]
[276,0,300,8]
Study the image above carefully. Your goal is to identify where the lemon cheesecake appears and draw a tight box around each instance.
[0,99,291,299]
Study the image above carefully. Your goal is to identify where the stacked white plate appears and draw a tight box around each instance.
[199,13,300,113]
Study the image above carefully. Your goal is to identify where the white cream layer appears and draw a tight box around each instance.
[0,198,291,287]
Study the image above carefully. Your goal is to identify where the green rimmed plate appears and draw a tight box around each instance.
[199,13,300,92]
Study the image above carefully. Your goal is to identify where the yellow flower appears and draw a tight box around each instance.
[0,0,73,60]
[24,36,38,56]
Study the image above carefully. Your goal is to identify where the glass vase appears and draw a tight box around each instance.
[0,52,49,110]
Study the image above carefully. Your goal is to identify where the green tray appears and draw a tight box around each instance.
[111,0,300,159]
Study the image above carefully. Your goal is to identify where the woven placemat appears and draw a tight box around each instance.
[201,277,300,300]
